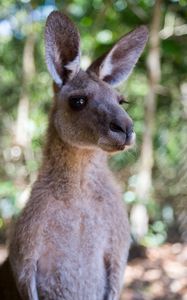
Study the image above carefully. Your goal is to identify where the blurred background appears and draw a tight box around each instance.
[0,0,187,299]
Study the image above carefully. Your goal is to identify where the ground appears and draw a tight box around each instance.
[121,243,187,300]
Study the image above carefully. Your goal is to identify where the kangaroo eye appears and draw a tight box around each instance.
[119,97,129,105]
[69,96,88,111]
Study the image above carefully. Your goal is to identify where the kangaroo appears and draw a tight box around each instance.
[9,11,148,300]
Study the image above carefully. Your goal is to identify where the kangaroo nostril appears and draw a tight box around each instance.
[110,122,125,134]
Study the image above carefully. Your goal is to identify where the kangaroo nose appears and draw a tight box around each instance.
[126,124,134,138]
[125,126,134,145]
[109,122,125,134]
[109,120,133,137]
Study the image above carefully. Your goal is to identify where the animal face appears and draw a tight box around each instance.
[45,11,148,152]
[53,70,134,152]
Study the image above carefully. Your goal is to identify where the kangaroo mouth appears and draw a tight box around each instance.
[98,132,136,153]
[97,137,126,152]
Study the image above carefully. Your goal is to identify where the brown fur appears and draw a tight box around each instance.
[9,11,148,300]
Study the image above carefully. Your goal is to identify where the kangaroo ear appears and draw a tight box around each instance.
[45,11,80,86]
[88,26,148,86]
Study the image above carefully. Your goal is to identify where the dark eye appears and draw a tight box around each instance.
[119,97,129,105]
[69,96,88,111]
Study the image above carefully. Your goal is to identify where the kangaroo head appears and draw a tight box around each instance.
[45,11,148,152]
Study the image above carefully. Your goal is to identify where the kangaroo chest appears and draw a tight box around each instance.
[37,190,115,300]
[40,187,110,255]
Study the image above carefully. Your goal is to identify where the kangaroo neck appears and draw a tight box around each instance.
[40,123,107,195]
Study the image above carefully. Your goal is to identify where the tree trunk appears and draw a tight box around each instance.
[131,0,162,240]
[15,33,35,148]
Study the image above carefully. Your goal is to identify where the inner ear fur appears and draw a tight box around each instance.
[88,26,149,86]
[45,11,81,86]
